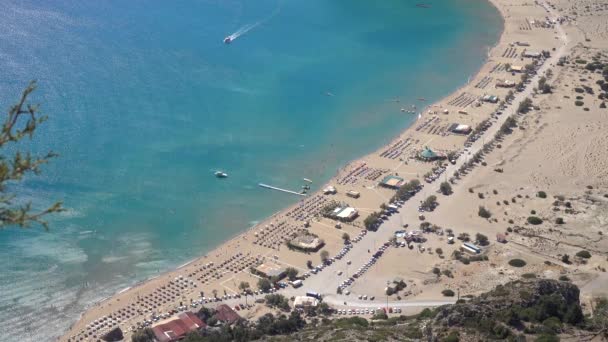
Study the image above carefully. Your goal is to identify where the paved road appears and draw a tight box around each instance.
[321,296,454,309]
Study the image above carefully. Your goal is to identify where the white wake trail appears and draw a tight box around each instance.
[225,0,282,42]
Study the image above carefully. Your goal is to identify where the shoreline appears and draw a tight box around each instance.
[60,0,563,339]
[65,0,506,333]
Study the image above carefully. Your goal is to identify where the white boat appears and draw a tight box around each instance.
[223,36,232,44]
[214,171,228,178]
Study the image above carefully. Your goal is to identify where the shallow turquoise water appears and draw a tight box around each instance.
[0,0,501,340]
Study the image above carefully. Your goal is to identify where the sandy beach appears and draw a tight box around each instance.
[62,0,608,340]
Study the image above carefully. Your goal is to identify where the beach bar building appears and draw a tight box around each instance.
[509,65,524,73]
[254,262,287,279]
[523,51,541,58]
[323,185,337,195]
[418,147,445,162]
[346,190,360,198]
[496,79,516,88]
[482,95,499,103]
[215,304,241,325]
[332,206,359,222]
[152,312,206,342]
[448,123,472,135]
[379,175,405,189]
[294,296,319,308]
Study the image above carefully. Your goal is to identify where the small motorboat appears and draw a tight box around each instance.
[215,171,228,178]
[223,36,232,44]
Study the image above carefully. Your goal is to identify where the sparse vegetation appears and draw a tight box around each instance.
[285,267,299,281]
[518,97,533,113]
[478,206,492,219]
[527,216,543,225]
[509,259,527,268]
[440,181,453,195]
[421,195,438,211]
[364,212,382,231]
[265,294,291,311]
[258,278,272,292]
[442,289,455,297]
[476,233,489,246]
[576,250,591,259]
[320,250,330,262]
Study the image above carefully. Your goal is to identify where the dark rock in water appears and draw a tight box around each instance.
[102,327,124,342]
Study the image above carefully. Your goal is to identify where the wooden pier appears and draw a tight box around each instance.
[258,183,307,196]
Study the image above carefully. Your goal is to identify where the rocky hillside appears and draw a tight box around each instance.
[259,279,605,342]
[164,279,606,342]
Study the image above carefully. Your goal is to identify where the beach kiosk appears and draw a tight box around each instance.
[379,175,405,189]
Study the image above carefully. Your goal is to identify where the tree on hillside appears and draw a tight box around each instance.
[518,97,533,114]
[506,90,515,102]
[476,233,489,246]
[342,233,350,244]
[239,281,251,293]
[131,328,155,342]
[0,81,63,230]
[320,250,329,263]
[258,278,272,292]
[285,267,299,281]
[440,182,452,195]
[239,281,251,305]
[364,212,381,231]
[421,195,437,211]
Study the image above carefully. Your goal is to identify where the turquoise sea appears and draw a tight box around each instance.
[0,0,501,340]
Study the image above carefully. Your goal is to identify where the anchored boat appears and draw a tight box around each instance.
[214,171,228,178]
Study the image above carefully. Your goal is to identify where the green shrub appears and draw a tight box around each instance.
[535,333,560,342]
[537,191,547,198]
[476,233,489,246]
[372,312,388,320]
[527,216,543,225]
[575,100,584,106]
[443,331,460,342]
[555,217,564,224]
[478,206,492,219]
[576,250,591,259]
[418,308,436,319]
[509,259,527,267]
[440,181,453,195]
[542,317,562,333]
[442,289,455,297]
[558,275,570,281]
[522,273,537,279]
